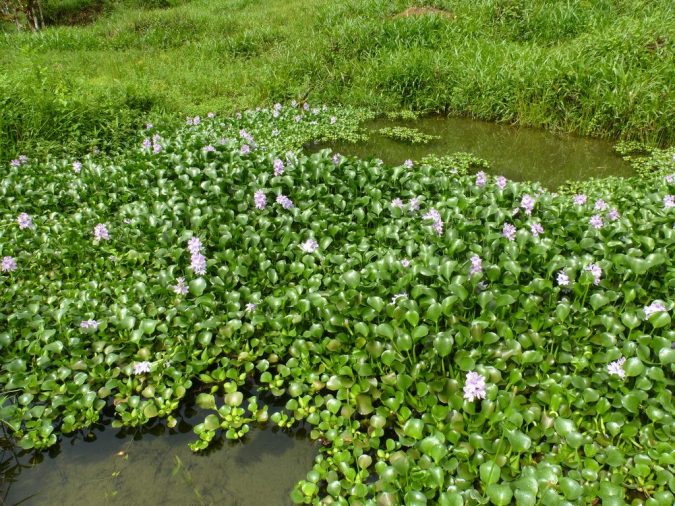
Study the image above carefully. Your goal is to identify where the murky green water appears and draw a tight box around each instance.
[316,116,633,188]
[1,399,316,506]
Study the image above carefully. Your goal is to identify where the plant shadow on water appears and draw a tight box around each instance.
[312,115,633,189]
[0,386,316,506]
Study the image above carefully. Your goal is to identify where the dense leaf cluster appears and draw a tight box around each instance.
[377,126,440,144]
[1,106,674,505]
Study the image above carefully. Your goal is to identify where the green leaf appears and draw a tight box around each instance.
[376,323,394,339]
[143,402,158,418]
[590,293,609,310]
[560,477,583,500]
[486,483,512,506]
[623,357,644,377]
[480,461,501,485]
[507,430,532,452]
[649,311,671,329]
[189,278,207,296]
[203,414,220,431]
[403,418,424,440]
[342,270,360,288]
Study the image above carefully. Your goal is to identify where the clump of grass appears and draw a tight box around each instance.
[1,0,674,160]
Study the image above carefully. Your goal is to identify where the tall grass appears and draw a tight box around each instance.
[1,0,674,161]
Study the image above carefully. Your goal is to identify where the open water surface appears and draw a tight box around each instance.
[0,397,316,506]
[315,116,633,188]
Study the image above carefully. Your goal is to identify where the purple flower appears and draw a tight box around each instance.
[520,194,535,215]
[133,361,151,375]
[142,138,152,150]
[475,171,487,187]
[585,263,602,285]
[463,371,487,402]
[93,224,109,241]
[401,259,411,268]
[332,153,342,165]
[403,159,413,169]
[502,223,517,241]
[193,116,201,125]
[72,161,82,173]
[423,208,443,235]
[277,194,294,209]
[573,194,587,205]
[530,223,544,237]
[188,237,203,255]
[303,102,310,111]
[1,256,17,272]
[589,215,604,229]
[239,129,254,143]
[203,145,216,153]
[240,144,251,155]
[607,357,626,379]
[245,302,257,312]
[190,253,207,275]
[423,208,441,222]
[145,123,153,129]
[664,195,674,209]
[469,255,482,275]
[408,197,420,212]
[608,208,620,221]
[594,199,607,211]
[17,213,33,230]
[300,238,319,253]
[274,103,282,111]
[644,301,666,318]
[496,176,507,190]
[665,174,674,184]
[254,190,267,210]
[272,110,280,118]
[391,198,405,209]
[173,277,188,295]
[273,159,285,176]
[557,270,570,286]
[80,319,99,330]
[10,159,21,167]
[391,292,407,305]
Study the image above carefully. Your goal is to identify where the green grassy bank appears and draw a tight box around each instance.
[1,0,674,161]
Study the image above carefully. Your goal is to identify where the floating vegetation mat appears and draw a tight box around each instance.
[377,126,441,144]
[1,104,674,505]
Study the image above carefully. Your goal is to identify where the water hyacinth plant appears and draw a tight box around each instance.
[0,105,673,505]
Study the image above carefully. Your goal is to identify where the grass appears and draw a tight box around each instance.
[1,0,674,161]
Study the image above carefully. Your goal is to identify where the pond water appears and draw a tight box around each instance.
[1,397,316,506]
[315,116,633,188]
